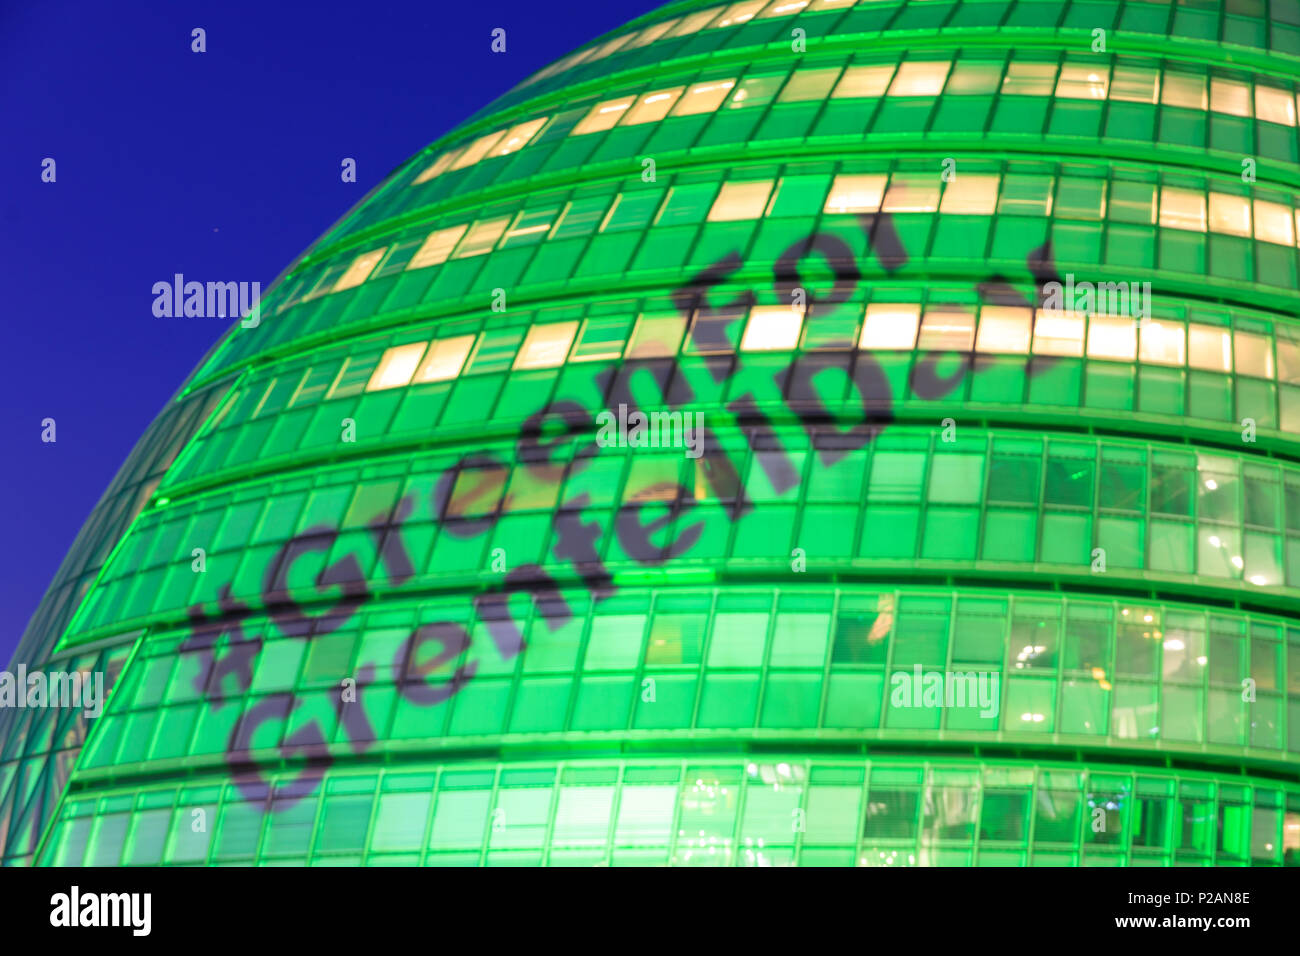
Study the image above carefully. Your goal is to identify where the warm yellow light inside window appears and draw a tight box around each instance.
[514,321,580,370]
[1254,199,1296,246]
[711,1,765,28]
[1138,321,1186,366]
[332,248,386,292]
[1001,62,1057,97]
[1159,187,1207,232]
[917,310,975,351]
[450,130,507,170]
[623,87,685,125]
[627,314,687,358]
[758,0,810,17]
[974,306,1032,354]
[1055,65,1109,100]
[1161,72,1207,110]
[1208,193,1251,237]
[887,62,950,97]
[1187,323,1232,372]
[939,175,1000,215]
[741,306,803,350]
[778,68,841,102]
[672,79,736,115]
[627,20,678,48]
[1209,78,1251,117]
[367,342,428,391]
[493,117,547,156]
[1256,86,1297,126]
[1085,314,1137,361]
[572,96,636,135]
[860,304,920,350]
[670,8,724,35]
[454,218,509,258]
[412,149,459,185]
[708,180,774,221]
[832,65,894,98]
[1032,310,1085,356]
[1234,330,1274,379]
[823,174,887,214]
[881,177,940,213]
[407,224,468,270]
[1109,65,1159,104]
[413,335,475,383]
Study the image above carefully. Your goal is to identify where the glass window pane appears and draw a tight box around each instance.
[1255,86,1298,126]
[367,343,427,391]
[881,176,940,213]
[741,306,803,350]
[453,217,509,258]
[408,224,468,270]
[860,304,920,350]
[573,96,636,135]
[1001,61,1056,97]
[1055,64,1109,100]
[1210,78,1251,117]
[1161,72,1207,110]
[1032,311,1085,357]
[1233,331,1274,379]
[1086,315,1137,361]
[888,61,950,97]
[917,309,974,351]
[1159,187,1207,232]
[975,306,1032,353]
[1254,199,1296,246]
[824,174,886,214]
[413,335,475,383]
[627,313,687,358]
[778,67,841,103]
[1139,321,1186,366]
[623,87,685,125]
[940,174,1000,215]
[672,78,737,116]
[707,180,774,221]
[1110,65,1160,104]
[514,321,579,370]
[1188,324,1232,372]
[332,248,386,292]
[1208,193,1251,237]
[832,65,894,98]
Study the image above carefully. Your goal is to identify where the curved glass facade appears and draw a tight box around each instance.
[6,0,1300,866]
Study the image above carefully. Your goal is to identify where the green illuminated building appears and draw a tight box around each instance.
[6,0,1300,866]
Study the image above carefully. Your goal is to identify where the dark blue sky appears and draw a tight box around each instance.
[0,0,659,666]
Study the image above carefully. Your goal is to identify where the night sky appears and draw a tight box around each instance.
[0,0,660,666]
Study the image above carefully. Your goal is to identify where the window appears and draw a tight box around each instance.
[1234,331,1274,379]
[626,314,687,359]
[727,74,785,109]
[887,62,950,97]
[707,180,774,221]
[552,196,611,239]
[1187,324,1231,372]
[492,117,547,157]
[860,304,920,350]
[501,206,559,247]
[1255,86,1297,126]
[670,7,724,35]
[778,67,841,102]
[1108,180,1157,225]
[413,335,475,383]
[332,249,386,292]
[1208,193,1251,237]
[1161,72,1207,110]
[1209,78,1251,117]
[623,87,685,125]
[975,307,1032,354]
[998,175,1054,216]
[1032,311,1085,357]
[1276,331,1300,384]
[672,79,736,116]
[572,96,635,135]
[1086,315,1138,362]
[570,316,632,362]
[514,322,580,370]
[450,130,507,170]
[367,343,427,391]
[453,218,509,258]
[832,65,894,98]
[741,306,803,350]
[1055,64,1109,100]
[1001,62,1056,97]
[1254,199,1296,246]
[824,174,886,214]
[626,19,678,48]
[945,60,1001,95]
[711,1,765,29]
[407,224,468,270]
[881,176,940,213]
[759,0,811,17]
[1159,187,1207,232]
[939,175,1000,215]
[1139,321,1186,366]
[412,150,460,185]
[1109,65,1160,104]
[917,310,975,351]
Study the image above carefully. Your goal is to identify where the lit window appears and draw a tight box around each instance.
[1158,187,1207,232]
[887,62,950,97]
[1055,64,1109,100]
[727,74,784,109]
[1161,72,1207,110]
[587,35,633,60]
[939,174,1000,215]
[710,1,766,28]
[551,195,612,239]
[501,206,558,246]
[1209,78,1251,117]
[832,65,894,98]
[740,306,803,350]
[367,343,427,391]
[1255,85,1297,126]
[860,304,920,350]
[492,117,547,157]
[758,0,810,17]
[453,217,509,258]
[945,61,1001,95]
[824,174,887,214]
[1234,330,1274,379]
[1109,65,1159,104]
[670,8,725,35]
[917,310,975,351]
[1254,199,1296,246]
[332,248,386,292]
[450,130,507,171]
[1276,331,1300,384]
[412,149,460,185]
[1086,315,1137,361]
[413,335,475,383]
[626,313,687,358]
[623,87,685,125]
[672,79,736,115]
[572,96,636,135]
[1032,310,1085,356]
[1138,321,1186,366]
[514,321,580,370]
[407,224,468,270]
[626,19,679,48]
[1001,62,1056,97]
[1187,323,1231,372]
[881,176,940,213]
[1208,193,1251,237]
[708,180,774,221]
[372,237,424,278]
[779,67,842,102]
[974,306,1032,353]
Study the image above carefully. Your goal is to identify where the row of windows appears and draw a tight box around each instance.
[72,427,1300,642]
[416,58,1300,190]
[42,757,1300,866]
[75,584,1300,782]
